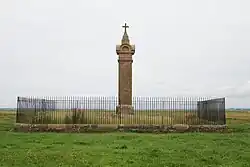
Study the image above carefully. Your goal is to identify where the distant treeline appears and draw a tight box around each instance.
[0,108,16,111]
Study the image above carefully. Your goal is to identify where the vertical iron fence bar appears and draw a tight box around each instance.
[58,96,60,124]
[83,96,86,124]
[26,96,28,124]
[19,97,22,123]
[54,96,57,124]
[79,96,82,124]
[162,97,164,125]
[45,96,47,124]
[183,97,186,124]
[16,97,20,123]
[107,96,109,124]
[156,97,158,124]
[102,96,105,124]
[96,96,98,124]
[204,97,207,125]
[145,97,148,124]
[147,97,149,125]
[98,96,100,124]
[80,96,83,124]
[23,97,25,123]
[52,96,54,124]
[141,96,143,125]
[169,97,172,125]
[201,97,204,125]
[181,97,183,124]
[144,97,146,125]
[43,96,45,124]
[187,97,190,124]
[70,96,72,124]
[30,96,32,124]
[34,96,37,124]
[149,97,151,125]
[173,97,176,124]
[136,97,138,125]
[134,97,136,125]
[217,99,220,124]
[136,97,138,124]
[66,96,68,124]
[188,97,190,124]
[91,96,93,124]
[91,96,94,124]
[151,97,153,125]
[196,97,198,124]
[89,97,93,124]
[153,97,156,125]
[170,97,172,125]
[63,96,65,124]
[185,97,188,124]
[223,98,226,125]
[101,96,103,124]
[88,96,90,124]
[160,97,163,126]
[191,97,193,124]
[116,96,118,125]
[45,96,48,124]
[181,97,184,124]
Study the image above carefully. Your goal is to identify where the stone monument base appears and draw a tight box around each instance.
[116,105,134,115]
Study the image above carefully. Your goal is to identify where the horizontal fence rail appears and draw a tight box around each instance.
[16,96,226,125]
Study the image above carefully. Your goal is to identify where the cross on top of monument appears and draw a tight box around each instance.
[121,22,130,44]
[122,23,129,33]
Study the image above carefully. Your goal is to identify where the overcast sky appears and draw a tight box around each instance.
[0,0,250,108]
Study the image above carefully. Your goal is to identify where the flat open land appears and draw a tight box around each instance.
[1,110,250,167]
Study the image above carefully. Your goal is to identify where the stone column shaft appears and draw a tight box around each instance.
[118,59,133,106]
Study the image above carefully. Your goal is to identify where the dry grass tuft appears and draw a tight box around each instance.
[226,111,250,124]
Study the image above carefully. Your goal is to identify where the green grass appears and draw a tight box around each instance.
[0,110,250,167]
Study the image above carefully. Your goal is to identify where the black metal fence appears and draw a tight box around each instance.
[16,96,226,125]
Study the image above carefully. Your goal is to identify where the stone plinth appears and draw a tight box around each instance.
[116,105,134,115]
[14,123,228,133]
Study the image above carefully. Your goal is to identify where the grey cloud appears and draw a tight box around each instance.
[0,0,250,108]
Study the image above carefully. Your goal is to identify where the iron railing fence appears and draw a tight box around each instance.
[16,96,226,125]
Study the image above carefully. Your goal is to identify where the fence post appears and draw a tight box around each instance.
[223,98,226,125]
[16,97,20,123]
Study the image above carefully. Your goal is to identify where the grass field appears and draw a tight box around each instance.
[1,110,250,167]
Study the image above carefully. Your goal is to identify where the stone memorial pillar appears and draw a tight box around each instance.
[116,23,135,115]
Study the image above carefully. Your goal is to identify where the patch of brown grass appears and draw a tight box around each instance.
[226,111,250,124]
[0,111,16,116]
[226,111,250,119]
